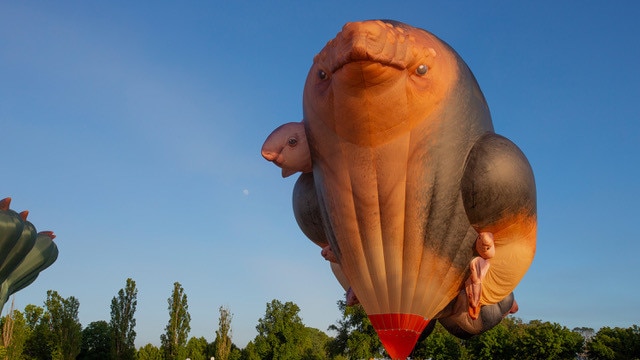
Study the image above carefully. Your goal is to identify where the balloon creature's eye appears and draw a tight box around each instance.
[318,69,328,80]
[288,137,298,147]
[416,64,428,76]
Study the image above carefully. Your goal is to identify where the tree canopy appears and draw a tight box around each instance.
[160,282,191,360]
[78,321,112,360]
[45,290,82,360]
[215,305,233,360]
[0,283,637,360]
[587,325,640,359]
[327,300,385,359]
[248,299,331,360]
[110,277,137,360]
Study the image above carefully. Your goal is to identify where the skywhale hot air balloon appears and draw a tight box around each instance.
[263,20,536,359]
[0,197,58,313]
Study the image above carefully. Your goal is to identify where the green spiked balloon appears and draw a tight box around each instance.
[0,211,37,282]
[0,198,25,267]
[0,198,58,313]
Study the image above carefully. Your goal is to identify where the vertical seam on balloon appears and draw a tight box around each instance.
[392,144,408,316]
[335,135,378,313]
[400,131,418,317]
[351,144,389,314]
[375,147,391,314]
[375,143,401,315]
[406,138,432,318]
[417,165,441,316]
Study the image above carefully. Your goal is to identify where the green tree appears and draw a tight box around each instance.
[44,290,82,360]
[465,318,583,360]
[185,337,208,360]
[515,320,583,359]
[22,304,53,360]
[252,299,311,360]
[0,307,29,360]
[1,306,13,357]
[214,306,233,360]
[241,341,260,360]
[228,344,243,360]
[411,321,468,360]
[110,278,137,360]
[23,304,44,329]
[302,327,331,360]
[586,325,640,360]
[466,316,521,359]
[136,343,163,360]
[78,321,112,360]
[327,300,385,359]
[160,282,191,360]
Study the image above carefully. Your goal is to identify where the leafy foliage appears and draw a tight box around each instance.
[251,299,323,360]
[327,300,385,359]
[160,282,191,360]
[465,316,522,359]
[110,278,137,360]
[516,320,584,360]
[136,343,163,360]
[302,327,331,360]
[464,317,584,360]
[185,336,208,360]
[215,305,233,360]
[22,304,53,360]
[44,290,82,360]
[1,286,637,360]
[411,321,469,360]
[78,321,112,360]
[0,308,29,360]
[587,325,640,359]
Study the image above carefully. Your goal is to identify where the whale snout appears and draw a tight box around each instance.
[321,20,413,74]
[261,149,279,162]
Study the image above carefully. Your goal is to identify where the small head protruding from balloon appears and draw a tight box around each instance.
[321,245,338,263]
[261,121,312,177]
[476,232,495,259]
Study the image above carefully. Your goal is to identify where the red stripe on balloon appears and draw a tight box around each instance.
[369,313,430,359]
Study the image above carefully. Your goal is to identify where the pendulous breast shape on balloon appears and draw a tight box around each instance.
[285,19,536,359]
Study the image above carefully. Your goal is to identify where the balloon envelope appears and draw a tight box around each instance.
[0,202,25,270]
[0,198,58,313]
[297,20,536,359]
[0,215,37,283]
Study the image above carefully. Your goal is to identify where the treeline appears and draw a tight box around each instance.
[0,278,638,360]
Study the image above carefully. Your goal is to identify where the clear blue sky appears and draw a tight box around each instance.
[1,1,639,348]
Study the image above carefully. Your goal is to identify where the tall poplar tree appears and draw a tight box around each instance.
[214,306,233,360]
[160,282,191,360]
[110,278,137,360]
